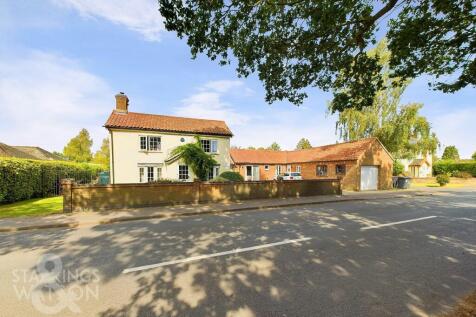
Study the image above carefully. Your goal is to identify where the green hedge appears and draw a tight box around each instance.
[433,160,476,177]
[0,158,105,203]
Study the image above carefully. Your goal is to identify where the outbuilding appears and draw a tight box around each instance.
[230,138,393,191]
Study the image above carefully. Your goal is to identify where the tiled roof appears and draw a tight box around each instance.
[0,143,61,160]
[231,138,380,164]
[104,111,233,137]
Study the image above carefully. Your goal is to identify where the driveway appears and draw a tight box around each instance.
[0,189,475,316]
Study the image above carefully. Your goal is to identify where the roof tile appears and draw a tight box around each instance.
[104,111,233,136]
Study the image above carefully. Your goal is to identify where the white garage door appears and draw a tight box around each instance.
[360,166,378,191]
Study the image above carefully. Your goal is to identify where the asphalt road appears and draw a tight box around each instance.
[0,189,475,317]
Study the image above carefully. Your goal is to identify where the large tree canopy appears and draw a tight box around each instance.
[330,40,439,159]
[159,0,475,112]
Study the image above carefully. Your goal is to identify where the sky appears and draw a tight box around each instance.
[0,0,475,158]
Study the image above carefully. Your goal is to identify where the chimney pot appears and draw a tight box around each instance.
[115,92,129,113]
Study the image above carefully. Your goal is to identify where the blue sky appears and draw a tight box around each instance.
[1,0,475,158]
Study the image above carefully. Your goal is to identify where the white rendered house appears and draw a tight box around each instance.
[105,93,233,184]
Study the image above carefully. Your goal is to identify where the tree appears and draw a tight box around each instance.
[442,146,460,160]
[159,0,475,112]
[472,152,476,161]
[267,142,281,151]
[63,129,93,162]
[52,151,66,160]
[330,40,439,159]
[171,137,217,181]
[93,138,110,167]
[296,138,312,150]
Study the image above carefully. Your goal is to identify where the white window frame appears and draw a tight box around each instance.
[264,165,269,171]
[208,165,220,180]
[179,165,189,181]
[139,167,145,183]
[276,165,281,175]
[139,135,161,152]
[286,165,292,172]
[296,165,301,173]
[316,165,328,176]
[200,139,218,153]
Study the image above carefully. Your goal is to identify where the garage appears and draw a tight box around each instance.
[361,166,379,190]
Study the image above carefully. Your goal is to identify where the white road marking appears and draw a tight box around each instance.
[360,216,438,230]
[122,237,312,274]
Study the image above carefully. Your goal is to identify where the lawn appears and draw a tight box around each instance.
[0,196,63,218]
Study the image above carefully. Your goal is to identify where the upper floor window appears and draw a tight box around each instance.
[336,164,346,175]
[200,139,218,153]
[316,165,328,176]
[139,136,161,152]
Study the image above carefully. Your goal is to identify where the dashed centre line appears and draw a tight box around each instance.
[360,216,438,230]
[122,237,311,274]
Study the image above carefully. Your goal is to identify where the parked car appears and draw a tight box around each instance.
[281,172,302,180]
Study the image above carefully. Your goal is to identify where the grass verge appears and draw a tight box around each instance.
[0,197,63,218]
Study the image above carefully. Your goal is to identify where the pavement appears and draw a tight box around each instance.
[0,189,438,232]
[0,188,475,316]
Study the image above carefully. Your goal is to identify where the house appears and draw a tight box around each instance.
[104,92,233,184]
[398,153,432,178]
[0,142,61,160]
[230,138,393,191]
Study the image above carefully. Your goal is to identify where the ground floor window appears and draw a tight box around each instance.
[276,165,281,175]
[296,166,301,173]
[264,165,269,171]
[179,165,189,180]
[139,166,162,183]
[208,165,220,180]
[316,165,328,176]
[336,164,346,175]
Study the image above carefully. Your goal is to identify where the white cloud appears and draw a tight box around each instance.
[52,0,164,41]
[0,51,113,152]
[200,80,244,93]
[175,81,250,125]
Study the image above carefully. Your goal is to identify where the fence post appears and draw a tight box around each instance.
[61,178,74,213]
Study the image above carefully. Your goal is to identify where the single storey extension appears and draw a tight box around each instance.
[230,138,393,191]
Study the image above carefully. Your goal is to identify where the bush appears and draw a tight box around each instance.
[0,158,105,203]
[219,171,244,182]
[393,160,404,176]
[433,160,476,177]
[452,171,473,179]
[436,174,450,186]
[208,176,231,183]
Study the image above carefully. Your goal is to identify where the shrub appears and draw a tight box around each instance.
[0,158,105,203]
[219,171,244,182]
[452,171,472,179]
[208,176,231,183]
[433,160,476,177]
[436,174,450,186]
[393,160,404,176]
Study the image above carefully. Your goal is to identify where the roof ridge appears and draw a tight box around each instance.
[126,111,228,123]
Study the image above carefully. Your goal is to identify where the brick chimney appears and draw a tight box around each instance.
[115,92,129,113]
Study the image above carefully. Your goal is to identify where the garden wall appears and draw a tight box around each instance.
[62,179,341,212]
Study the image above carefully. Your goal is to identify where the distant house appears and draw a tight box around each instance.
[0,143,61,160]
[398,153,433,178]
[104,92,233,184]
[231,138,393,191]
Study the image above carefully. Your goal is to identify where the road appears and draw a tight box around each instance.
[0,189,475,317]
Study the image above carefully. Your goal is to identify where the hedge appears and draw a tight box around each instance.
[433,160,476,177]
[0,158,105,203]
